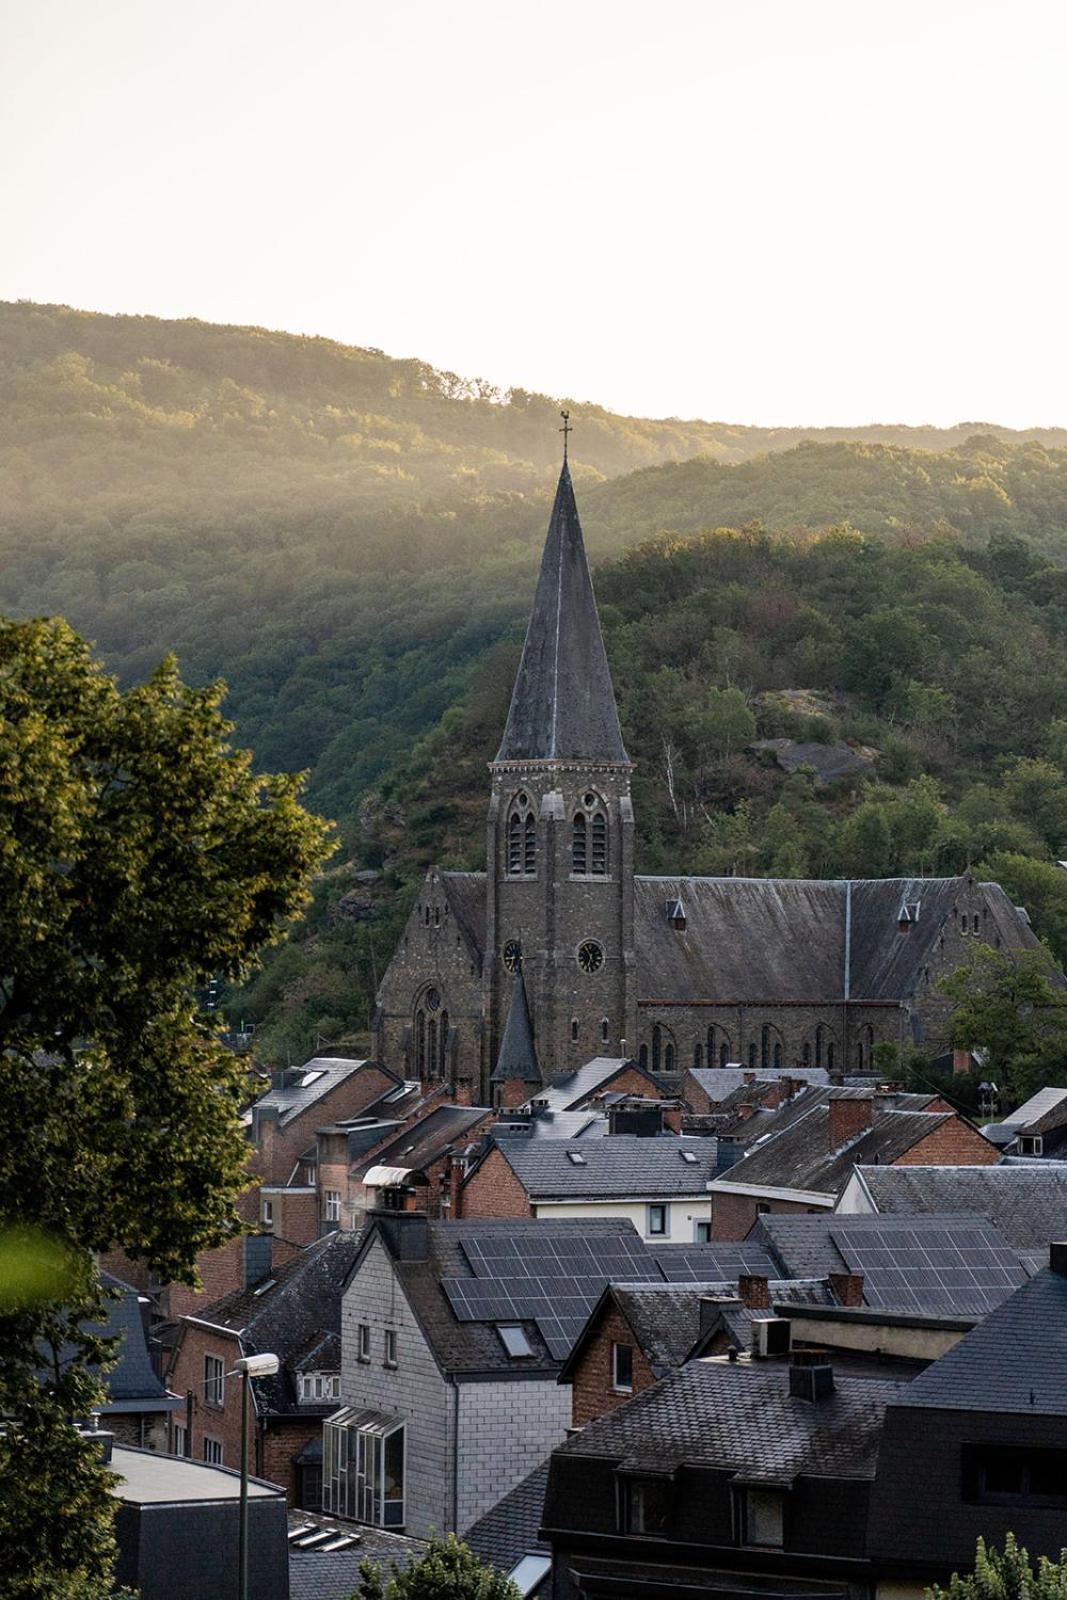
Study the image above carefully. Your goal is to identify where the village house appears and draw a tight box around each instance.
[708,1088,999,1237]
[167,1231,361,1506]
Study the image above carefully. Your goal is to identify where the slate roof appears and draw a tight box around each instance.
[999,1085,1067,1134]
[489,1135,721,1200]
[892,1263,1067,1414]
[549,1359,904,1480]
[251,1058,383,1130]
[190,1232,362,1416]
[847,1163,1067,1253]
[464,1459,550,1573]
[591,1280,833,1377]
[85,1275,178,1413]
[633,874,1042,1005]
[525,1056,659,1113]
[713,1100,965,1200]
[364,1219,781,1376]
[288,1515,425,1600]
[440,871,486,960]
[495,463,629,764]
[353,1104,490,1178]
[686,1066,829,1104]
[491,966,542,1085]
[493,1110,609,1142]
[750,1212,1028,1317]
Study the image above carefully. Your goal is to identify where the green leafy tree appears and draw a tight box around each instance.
[349,1533,521,1599]
[979,854,1067,968]
[0,618,332,1599]
[938,943,1067,1104]
[926,1534,1067,1600]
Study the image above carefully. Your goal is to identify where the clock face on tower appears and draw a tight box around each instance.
[503,940,522,974]
[577,940,604,974]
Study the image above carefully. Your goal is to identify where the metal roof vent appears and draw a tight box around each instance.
[897,900,921,933]
[666,898,687,931]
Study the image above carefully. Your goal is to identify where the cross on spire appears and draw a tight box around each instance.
[559,408,571,462]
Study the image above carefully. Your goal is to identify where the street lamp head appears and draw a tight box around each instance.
[235,1353,280,1379]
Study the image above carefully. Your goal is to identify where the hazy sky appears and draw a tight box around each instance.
[3,0,1066,427]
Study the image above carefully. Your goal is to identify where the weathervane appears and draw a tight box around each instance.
[559,408,571,462]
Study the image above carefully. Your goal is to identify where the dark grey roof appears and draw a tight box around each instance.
[550,1359,904,1479]
[491,1135,720,1200]
[750,1212,1028,1317]
[611,1280,832,1375]
[288,1514,425,1600]
[88,1275,175,1412]
[526,1056,658,1113]
[715,1100,961,1199]
[849,1163,1067,1252]
[495,463,629,764]
[892,1264,1067,1414]
[493,1109,609,1142]
[491,967,542,1085]
[354,1104,491,1177]
[464,1459,550,1571]
[686,1066,828,1103]
[999,1085,1067,1134]
[441,871,486,960]
[191,1233,362,1416]
[251,1058,383,1129]
[633,874,1043,1005]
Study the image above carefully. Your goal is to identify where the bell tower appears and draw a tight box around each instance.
[484,441,636,1089]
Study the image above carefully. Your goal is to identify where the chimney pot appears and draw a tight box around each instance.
[828,1271,865,1307]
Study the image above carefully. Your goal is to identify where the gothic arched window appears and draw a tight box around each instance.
[572,813,587,875]
[761,1024,770,1071]
[802,1040,812,1066]
[427,1018,438,1076]
[652,1025,662,1073]
[664,1042,675,1072]
[773,1041,782,1069]
[508,812,522,874]
[706,1025,715,1064]
[719,1042,728,1067]
[748,1043,757,1068]
[693,1041,703,1068]
[508,793,535,877]
[827,1043,835,1071]
[591,812,607,875]
[639,1043,649,1070]
[440,1011,449,1071]
[416,1010,426,1075]
[524,813,536,875]
[815,1026,824,1071]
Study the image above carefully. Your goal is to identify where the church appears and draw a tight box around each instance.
[372,452,1042,1105]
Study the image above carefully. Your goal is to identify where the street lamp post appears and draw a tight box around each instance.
[233,1353,280,1600]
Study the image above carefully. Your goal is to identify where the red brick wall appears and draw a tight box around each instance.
[168,1323,247,1472]
[895,1115,1000,1166]
[458,1145,533,1219]
[711,1190,823,1240]
[257,1064,396,1184]
[570,1302,657,1428]
[582,1067,666,1107]
[261,1417,322,1503]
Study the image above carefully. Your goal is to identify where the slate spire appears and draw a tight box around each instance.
[495,461,629,763]
[490,964,542,1086]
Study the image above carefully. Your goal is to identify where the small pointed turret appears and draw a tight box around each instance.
[495,462,629,764]
[491,964,542,1087]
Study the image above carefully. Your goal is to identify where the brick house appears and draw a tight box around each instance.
[708,1089,998,1238]
[167,1231,361,1507]
[460,1135,724,1241]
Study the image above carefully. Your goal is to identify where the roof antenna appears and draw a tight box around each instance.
[559,407,571,464]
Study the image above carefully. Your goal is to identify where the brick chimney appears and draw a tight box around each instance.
[952,1048,972,1077]
[828,1271,865,1307]
[828,1093,873,1148]
[738,1273,770,1310]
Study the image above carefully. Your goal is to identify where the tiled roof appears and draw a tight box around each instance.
[892,1263,1067,1414]
[550,1359,904,1479]
[751,1212,1028,1317]
[714,1102,962,1198]
[611,1280,833,1376]
[848,1163,1067,1252]
[464,1459,550,1572]
[526,1057,658,1113]
[190,1232,362,1416]
[251,1058,385,1129]
[491,1135,721,1200]
[89,1274,175,1410]
[353,1104,491,1178]
[633,874,1042,1005]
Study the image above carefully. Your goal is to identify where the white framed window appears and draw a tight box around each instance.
[203,1436,223,1466]
[646,1203,668,1238]
[300,1372,341,1402]
[172,1422,188,1457]
[612,1341,633,1393]
[261,1198,274,1226]
[324,1189,342,1223]
[357,1323,371,1362]
[384,1329,398,1369]
[204,1354,225,1408]
[693,1220,712,1243]
[323,1411,405,1528]
[1020,1135,1044,1156]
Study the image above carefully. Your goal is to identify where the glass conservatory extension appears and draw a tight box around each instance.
[322,1407,405,1528]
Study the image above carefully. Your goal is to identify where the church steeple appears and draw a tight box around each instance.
[490,964,542,1090]
[495,461,629,764]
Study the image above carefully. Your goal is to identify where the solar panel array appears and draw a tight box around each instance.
[441,1235,787,1359]
[830,1220,1028,1316]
